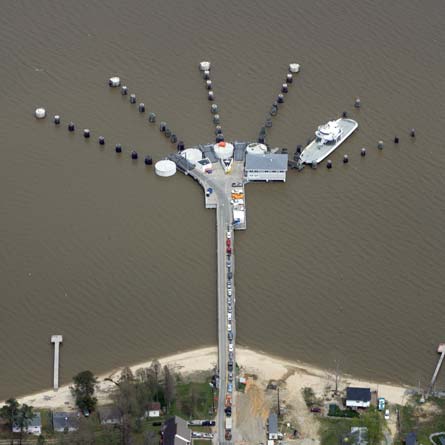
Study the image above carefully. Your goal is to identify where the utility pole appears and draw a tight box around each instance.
[277,387,280,417]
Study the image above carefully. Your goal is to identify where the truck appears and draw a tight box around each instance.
[225,417,232,430]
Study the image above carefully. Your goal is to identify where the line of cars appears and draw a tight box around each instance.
[225,227,234,441]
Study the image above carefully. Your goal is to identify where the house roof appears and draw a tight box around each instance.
[245,153,288,171]
[405,432,417,445]
[53,412,80,431]
[268,412,278,434]
[162,416,191,445]
[148,402,161,410]
[97,405,121,422]
[346,387,371,402]
[13,412,41,429]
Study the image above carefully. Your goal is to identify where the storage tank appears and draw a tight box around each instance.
[213,141,234,159]
[181,148,202,164]
[246,143,267,156]
[155,160,176,177]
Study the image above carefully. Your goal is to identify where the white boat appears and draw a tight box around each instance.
[299,118,358,165]
[221,157,233,174]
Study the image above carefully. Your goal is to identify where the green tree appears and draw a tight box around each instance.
[37,434,46,445]
[163,365,176,413]
[0,398,19,445]
[71,370,98,414]
[352,407,383,445]
[16,403,34,445]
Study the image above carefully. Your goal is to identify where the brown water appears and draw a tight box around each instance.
[1,0,445,400]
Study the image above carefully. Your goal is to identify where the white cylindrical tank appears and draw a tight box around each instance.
[155,160,176,177]
[246,143,267,155]
[213,141,234,159]
[35,107,46,119]
[181,148,202,164]
[289,63,300,73]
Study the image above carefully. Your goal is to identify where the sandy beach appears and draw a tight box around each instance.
[5,347,411,411]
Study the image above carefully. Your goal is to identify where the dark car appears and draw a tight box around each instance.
[310,407,321,413]
[225,406,232,416]
[227,272,233,280]
[228,332,233,341]
[228,361,233,372]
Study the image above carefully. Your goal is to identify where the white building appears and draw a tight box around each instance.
[195,158,213,173]
[12,412,41,435]
[147,402,161,418]
[244,153,288,182]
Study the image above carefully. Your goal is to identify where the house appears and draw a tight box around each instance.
[268,412,278,440]
[97,405,122,425]
[244,153,288,182]
[405,432,417,445]
[345,387,371,409]
[147,402,161,418]
[12,412,41,435]
[161,416,191,445]
[350,427,368,445]
[53,411,80,432]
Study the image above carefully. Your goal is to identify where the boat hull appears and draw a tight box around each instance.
[299,118,358,165]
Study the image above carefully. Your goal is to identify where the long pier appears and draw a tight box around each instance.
[170,149,246,444]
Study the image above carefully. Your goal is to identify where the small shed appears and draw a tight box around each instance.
[147,402,161,418]
[98,405,122,425]
[12,412,41,435]
[268,412,278,440]
[346,387,371,409]
[244,153,288,182]
[53,411,80,432]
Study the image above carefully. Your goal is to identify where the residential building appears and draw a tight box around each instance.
[161,416,191,445]
[345,387,371,409]
[12,412,41,435]
[53,411,80,432]
[147,402,161,418]
[97,405,122,425]
[268,412,278,440]
[244,153,288,182]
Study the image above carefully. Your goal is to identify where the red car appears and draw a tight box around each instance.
[226,239,231,247]
[226,247,232,254]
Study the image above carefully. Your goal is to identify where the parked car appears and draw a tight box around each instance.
[229,352,234,361]
[227,383,233,393]
[226,239,231,247]
[227,281,232,289]
[226,246,232,254]
[228,332,233,341]
[229,343,234,352]
[377,397,385,411]
[228,361,233,371]
[384,409,390,420]
[227,306,232,313]
[228,323,232,332]
[310,407,321,413]
[227,289,232,296]
[227,272,233,280]
[227,313,232,321]
[228,372,233,382]
[226,259,231,267]
[225,406,232,416]
[227,231,231,239]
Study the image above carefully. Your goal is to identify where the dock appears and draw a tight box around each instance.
[426,343,445,398]
[51,335,63,390]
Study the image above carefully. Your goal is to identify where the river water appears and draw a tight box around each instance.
[1,0,445,399]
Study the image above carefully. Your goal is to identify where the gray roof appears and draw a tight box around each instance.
[13,412,41,429]
[245,153,288,171]
[97,405,122,423]
[268,412,278,434]
[346,387,371,402]
[405,432,417,445]
[162,416,191,445]
[53,412,80,431]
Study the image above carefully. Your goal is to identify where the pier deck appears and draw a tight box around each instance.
[172,153,245,444]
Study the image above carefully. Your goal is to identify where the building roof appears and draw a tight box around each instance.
[405,432,417,445]
[97,405,122,423]
[245,153,288,171]
[268,412,278,434]
[53,412,80,431]
[13,412,41,429]
[162,416,191,445]
[346,387,371,402]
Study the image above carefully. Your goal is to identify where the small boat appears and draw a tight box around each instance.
[221,157,233,174]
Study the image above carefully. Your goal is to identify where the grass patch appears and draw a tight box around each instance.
[320,417,353,445]
[171,380,215,420]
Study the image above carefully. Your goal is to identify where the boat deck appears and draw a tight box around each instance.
[299,118,358,165]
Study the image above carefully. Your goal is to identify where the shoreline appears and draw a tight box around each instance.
[5,346,412,410]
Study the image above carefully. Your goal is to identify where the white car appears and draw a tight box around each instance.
[384,409,390,420]
[229,343,234,352]
[227,313,232,321]
[227,231,231,239]
[227,289,232,296]
[228,323,232,332]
